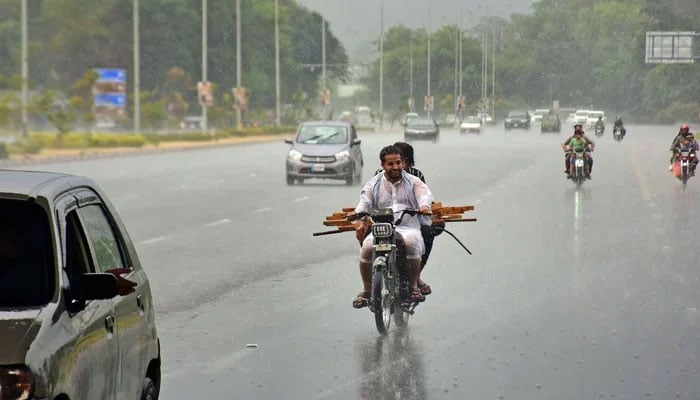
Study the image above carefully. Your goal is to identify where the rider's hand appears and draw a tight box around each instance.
[419,205,432,215]
[355,222,369,244]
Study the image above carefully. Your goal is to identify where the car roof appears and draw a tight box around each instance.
[299,121,350,127]
[0,169,95,201]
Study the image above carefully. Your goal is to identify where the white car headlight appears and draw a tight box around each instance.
[0,365,34,400]
[335,150,350,161]
[288,149,302,161]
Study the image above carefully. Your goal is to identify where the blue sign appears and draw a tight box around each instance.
[95,68,126,83]
[94,93,126,107]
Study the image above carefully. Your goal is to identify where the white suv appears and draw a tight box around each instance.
[573,110,590,126]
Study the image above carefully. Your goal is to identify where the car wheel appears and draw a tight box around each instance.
[140,377,158,400]
[286,175,294,185]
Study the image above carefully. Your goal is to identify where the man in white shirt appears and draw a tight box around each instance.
[352,145,433,308]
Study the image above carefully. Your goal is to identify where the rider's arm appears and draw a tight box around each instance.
[561,136,572,150]
[412,177,433,214]
[584,135,595,150]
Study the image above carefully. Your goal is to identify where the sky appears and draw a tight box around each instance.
[296,0,537,61]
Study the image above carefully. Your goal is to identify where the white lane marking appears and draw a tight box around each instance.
[141,236,169,245]
[254,207,272,213]
[293,196,310,202]
[205,218,231,227]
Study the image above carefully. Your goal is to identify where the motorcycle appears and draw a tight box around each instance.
[672,148,695,186]
[314,206,475,335]
[594,124,604,137]
[567,148,591,188]
[613,126,626,142]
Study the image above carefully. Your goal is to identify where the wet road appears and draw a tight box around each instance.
[22,124,700,399]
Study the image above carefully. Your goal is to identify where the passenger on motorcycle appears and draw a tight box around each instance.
[353,145,433,308]
[673,133,698,176]
[374,141,435,296]
[561,125,595,177]
[669,124,698,170]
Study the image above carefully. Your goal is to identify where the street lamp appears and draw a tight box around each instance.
[133,0,140,133]
[202,0,208,133]
[275,0,280,127]
[21,0,28,138]
[427,0,432,117]
[236,0,242,129]
[379,0,384,129]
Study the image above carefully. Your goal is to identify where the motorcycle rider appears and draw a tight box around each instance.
[352,145,433,308]
[561,124,595,177]
[668,124,698,170]
[671,131,698,176]
[595,116,605,133]
[613,116,625,136]
[374,142,435,296]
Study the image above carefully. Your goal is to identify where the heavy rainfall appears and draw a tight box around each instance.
[0,0,699,399]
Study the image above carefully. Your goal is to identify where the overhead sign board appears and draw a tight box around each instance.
[645,31,697,64]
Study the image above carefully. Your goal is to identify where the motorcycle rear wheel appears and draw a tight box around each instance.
[372,267,392,335]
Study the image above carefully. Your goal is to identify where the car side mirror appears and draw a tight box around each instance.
[79,273,118,300]
[284,139,293,145]
[352,139,362,146]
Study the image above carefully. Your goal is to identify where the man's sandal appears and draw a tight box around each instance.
[352,291,371,309]
[418,282,432,296]
[409,288,426,302]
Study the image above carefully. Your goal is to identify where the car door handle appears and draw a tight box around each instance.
[104,315,115,333]
[136,295,145,312]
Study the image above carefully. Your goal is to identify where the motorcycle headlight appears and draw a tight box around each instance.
[372,223,394,238]
[0,365,34,400]
[288,149,302,161]
[335,150,350,161]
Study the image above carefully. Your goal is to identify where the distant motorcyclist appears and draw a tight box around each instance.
[595,116,605,132]
[561,124,595,177]
[613,116,625,136]
[670,125,699,172]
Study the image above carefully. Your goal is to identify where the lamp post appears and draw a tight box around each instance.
[21,0,28,138]
[275,0,280,127]
[427,0,431,117]
[379,0,384,129]
[133,0,140,132]
[202,0,208,134]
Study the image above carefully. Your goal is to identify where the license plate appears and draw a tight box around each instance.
[374,243,392,252]
[311,164,325,172]
[513,123,519,127]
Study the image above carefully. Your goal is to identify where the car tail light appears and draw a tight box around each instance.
[0,366,34,400]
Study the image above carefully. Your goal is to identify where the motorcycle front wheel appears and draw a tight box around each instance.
[393,264,410,329]
[372,267,392,335]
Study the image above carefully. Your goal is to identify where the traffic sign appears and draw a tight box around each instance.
[645,31,697,64]
[94,93,126,107]
[95,68,127,83]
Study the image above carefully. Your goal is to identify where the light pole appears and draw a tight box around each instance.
[202,0,208,134]
[321,19,326,91]
[409,31,414,112]
[379,0,384,129]
[459,1,463,121]
[427,0,431,117]
[275,0,280,127]
[21,0,28,138]
[236,0,242,129]
[133,0,140,132]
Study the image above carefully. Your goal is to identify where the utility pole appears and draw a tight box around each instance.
[409,31,414,112]
[459,1,463,122]
[379,0,384,129]
[491,23,496,119]
[427,0,432,117]
[21,0,28,138]
[454,26,458,125]
[321,19,326,90]
[133,0,141,132]
[235,0,242,129]
[202,0,208,134]
[275,0,280,127]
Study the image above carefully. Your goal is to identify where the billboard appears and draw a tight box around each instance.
[92,68,127,126]
[645,32,697,64]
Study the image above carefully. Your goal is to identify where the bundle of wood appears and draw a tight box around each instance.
[313,202,476,236]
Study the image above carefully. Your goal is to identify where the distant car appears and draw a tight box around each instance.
[404,117,440,142]
[573,110,590,126]
[477,112,494,124]
[0,170,162,400]
[504,110,531,130]
[285,121,363,186]
[180,116,203,130]
[586,111,605,128]
[532,109,551,124]
[541,113,562,133]
[460,115,483,134]
[401,112,419,126]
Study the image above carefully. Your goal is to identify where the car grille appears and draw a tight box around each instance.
[299,167,338,175]
[301,155,336,163]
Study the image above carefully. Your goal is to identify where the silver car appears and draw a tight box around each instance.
[285,121,363,185]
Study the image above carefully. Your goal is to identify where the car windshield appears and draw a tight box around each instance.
[296,125,347,144]
[0,199,55,308]
[407,118,435,127]
[575,111,589,116]
[589,112,604,118]
[508,111,526,117]
[464,116,480,123]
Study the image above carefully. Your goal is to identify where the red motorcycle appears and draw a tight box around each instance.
[672,147,695,186]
